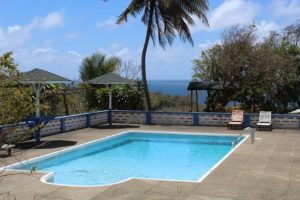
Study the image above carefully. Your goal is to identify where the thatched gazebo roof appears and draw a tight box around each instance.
[87,73,134,85]
[20,68,70,84]
[187,81,226,91]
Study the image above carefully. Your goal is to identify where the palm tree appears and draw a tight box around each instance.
[117,0,209,110]
[80,52,121,109]
[80,52,121,81]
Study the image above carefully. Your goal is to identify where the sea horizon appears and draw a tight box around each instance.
[148,80,207,104]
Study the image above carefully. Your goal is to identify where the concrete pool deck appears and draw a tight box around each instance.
[0,125,299,200]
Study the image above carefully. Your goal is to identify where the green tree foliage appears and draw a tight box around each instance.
[151,92,191,112]
[117,0,209,111]
[0,52,35,144]
[79,52,121,110]
[193,23,300,113]
[96,82,144,110]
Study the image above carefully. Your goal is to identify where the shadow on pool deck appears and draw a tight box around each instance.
[15,140,77,149]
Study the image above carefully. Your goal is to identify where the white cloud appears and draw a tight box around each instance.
[191,0,260,32]
[115,47,130,58]
[256,20,280,39]
[15,48,83,80]
[271,0,300,19]
[0,20,38,51]
[67,50,82,58]
[65,31,81,40]
[7,25,22,34]
[96,17,117,29]
[198,40,221,50]
[0,10,64,52]
[33,48,58,54]
[146,46,200,79]
[96,43,207,79]
[39,10,64,30]
[97,43,141,62]
[148,47,189,64]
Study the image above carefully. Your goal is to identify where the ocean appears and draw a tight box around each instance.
[148,80,207,103]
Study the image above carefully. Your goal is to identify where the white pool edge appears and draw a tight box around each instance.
[3,130,249,188]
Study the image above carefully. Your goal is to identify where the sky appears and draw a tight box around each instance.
[0,0,299,80]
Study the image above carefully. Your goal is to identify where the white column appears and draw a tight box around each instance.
[32,83,43,118]
[108,84,112,110]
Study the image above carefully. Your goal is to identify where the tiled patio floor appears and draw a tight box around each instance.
[0,125,299,200]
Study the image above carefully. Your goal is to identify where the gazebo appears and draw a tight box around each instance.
[187,81,227,112]
[20,68,71,142]
[20,68,71,118]
[86,73,134,110]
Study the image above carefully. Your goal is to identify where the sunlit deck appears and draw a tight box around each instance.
[1,125,299,200]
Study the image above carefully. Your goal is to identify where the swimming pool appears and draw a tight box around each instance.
[6,131,246,186]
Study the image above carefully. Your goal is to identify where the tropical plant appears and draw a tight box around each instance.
[79,52,121,110]
[117,0,209,110]
[0,52,35,145]
[96,82,144,110]
[80,52,121,81]
[193,23,300,113]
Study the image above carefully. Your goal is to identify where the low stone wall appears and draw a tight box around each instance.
[90,112,108,126]
[151,112,193,126]
[198,113,231,127]
[112,111,146,124]
[272,115,299,129]
[64,115,87,132]
[41,119,61,136]
[109,110,300,129]
[249,114,299,129]
[0,110,299,142]
[0,111,109,140]
[0,123,31,143]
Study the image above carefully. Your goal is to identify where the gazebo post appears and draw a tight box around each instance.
[190,90,193,112]
[31,83,42,143]
[108,84,112,110]
[32,83,43,118]
[196,89,199,112]
[63,89,69,115]
[108,84,112,127]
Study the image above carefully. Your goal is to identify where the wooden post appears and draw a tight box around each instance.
[63,90,69,115]
[32,83,43,118]
[108,84,112,110]
[196,90,199,112]
[190,90,193,112]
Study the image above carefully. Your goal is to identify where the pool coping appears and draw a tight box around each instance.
[2,130,249,188]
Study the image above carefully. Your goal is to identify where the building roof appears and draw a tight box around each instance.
[20,68,71,84]
[187,81,227,90]
[86,73,134,85]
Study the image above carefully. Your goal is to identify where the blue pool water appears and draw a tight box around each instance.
[8,132,244,186]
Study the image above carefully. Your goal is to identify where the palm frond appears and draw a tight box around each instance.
[117,0,147,24]
[118,0,209,47]
[79,53,120,81]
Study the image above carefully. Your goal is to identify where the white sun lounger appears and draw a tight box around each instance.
[257,111,272,131]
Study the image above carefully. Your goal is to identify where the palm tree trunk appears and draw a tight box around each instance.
[63,90,69,115]
[141,0,155,111]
